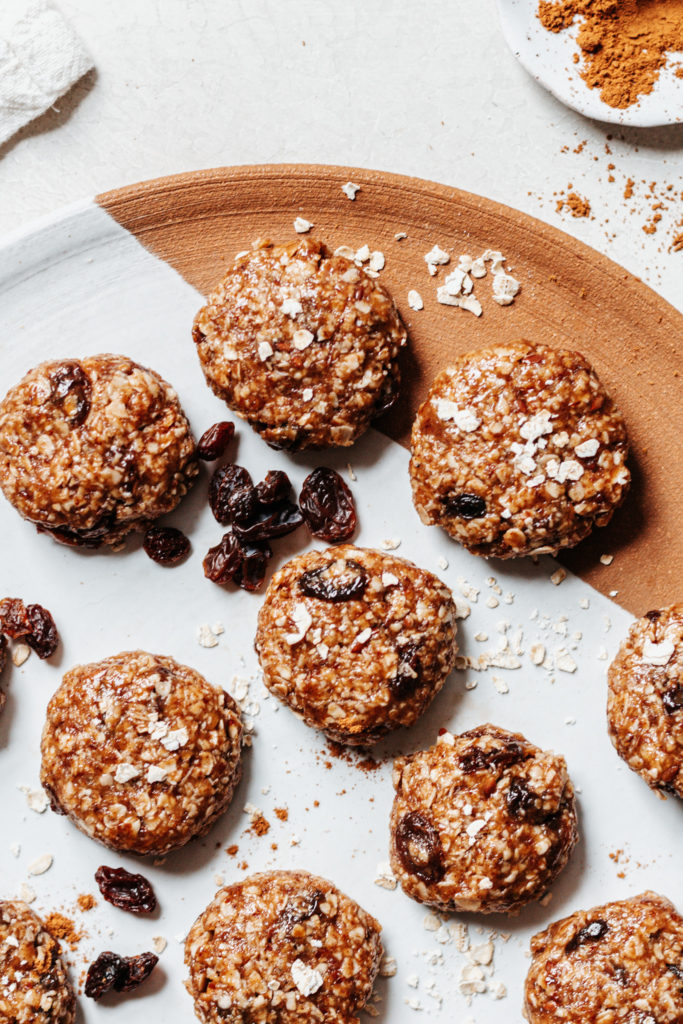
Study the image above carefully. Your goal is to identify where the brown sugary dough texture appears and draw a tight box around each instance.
[0,900,75,1024]
[524,891,683,1023]
[389,725,578,914]
[192,238,407,450]
[607,604,683,799]
[409,340,630,558]
[184,870,382,1024]
[40,651,243,856]
[255,545,458,745]
[0,354,198,548]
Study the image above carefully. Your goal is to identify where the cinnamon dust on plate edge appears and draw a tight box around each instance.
[538,0,683,108]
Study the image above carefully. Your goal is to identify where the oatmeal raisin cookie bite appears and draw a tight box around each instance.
[184,870,382,1024]
[389,725,578,914]
[255,545,458,745]
[607,604,683,799]
[409,340,629,558]
[0,354,198,548]
[40,651,242,856]
[192,238,407,450]
[524,891,683,1024]
[0,900,75,1024]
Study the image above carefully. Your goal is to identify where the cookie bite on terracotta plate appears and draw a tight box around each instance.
[0,354,198,548]
[40,651,242,856]
[255,545,458,745]
[0,900,75,1024]
[524,891,683,1024]
[608,603,683,798]
[185,870,382,1024]
[389,725,578,913]
[192,238,407,450]
[409,340,629,558]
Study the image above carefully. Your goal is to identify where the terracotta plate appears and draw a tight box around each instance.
[100,163,683,615]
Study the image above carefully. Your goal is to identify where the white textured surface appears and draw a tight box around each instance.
[0,0,681,311]
[0,202,681,1022]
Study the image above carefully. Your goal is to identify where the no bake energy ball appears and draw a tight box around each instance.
[0,354,198,548]
[607,604,683,799]
[409,340,630,558]
[192,239,407,450]
[524,891,683,1024]
[40,651,243,856]
[389,725,578,914]
[184,870,382,1024]
[0,900,75,1024]
[255,545,458,745]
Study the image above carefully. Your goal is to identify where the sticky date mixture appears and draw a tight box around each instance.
[0,900,75,1024]
[40,651,243,856]
[184,870,382,1024]
[192,238,407,450]
[409,340,630,558]
[608,604,683,799]
[0,354,198,548]
[525,891,683,1024]
[390,725,578,913]
[256,545,458,745]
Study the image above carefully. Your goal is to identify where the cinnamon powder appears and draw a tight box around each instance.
[538,0,683,108]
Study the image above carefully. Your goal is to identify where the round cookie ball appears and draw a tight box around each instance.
[524,891,683,1024]
[40,651,243,856]
[0,900,75,1024]
[0,354,198,548]
[409,340,630,558]
[255,545,458,746]
[192,239,407,450]
[607,604,683,799]
[184,870,382,1024]
[389,725,578,914]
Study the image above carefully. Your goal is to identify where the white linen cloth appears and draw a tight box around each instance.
[0,0,92,146]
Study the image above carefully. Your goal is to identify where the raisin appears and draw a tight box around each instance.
[209,464,253,525]
[85,951,158,1000]
[256,470,293,507]
[95,866,157,914]
[197,421,235,460]
[662,685,683,715]
[38,514,115,549]
[372,373,400,418]
[299,467,357,542]
[613,965,628,986]
[667,963,683,980]
[299,559,368,602]
[565,919,609,953]
[459,741,530,775]
[506,778,550,824]
[233,541,271,592]
[143,526,190,566]
[233,501,304,543]
[395,811,445,883]
[226,486,261,526]
[49,360,91,426]
[444,493,487,519]
[203,533,244,583]
[389,642,421,699]
[645,609,662,621]
[272,890,324,937]
[0,598,59,659]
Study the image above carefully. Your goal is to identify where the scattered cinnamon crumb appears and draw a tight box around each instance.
[45,912,82,950]
[76,894,96,912]
[238,861,248,870]
[249,815,271,836]
[226,844,239,857]
[556,191,592,218]
[274,807,289,822]
[624,178,635,200]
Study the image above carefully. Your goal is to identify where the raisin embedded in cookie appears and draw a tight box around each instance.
[193,239,407,450]
[524,891,683,1024]
[389,725,578,913]
[184,870,382,1024]
[409,340,629,558]
[40,651,242,856]
[607,604,683,799]
[255,545,458,745]
[0,354,198,548]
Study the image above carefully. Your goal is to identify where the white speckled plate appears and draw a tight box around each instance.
[0,187,681,1024]
[496,0,683,127]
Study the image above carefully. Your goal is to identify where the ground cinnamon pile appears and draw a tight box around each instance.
[538,0,683,108]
